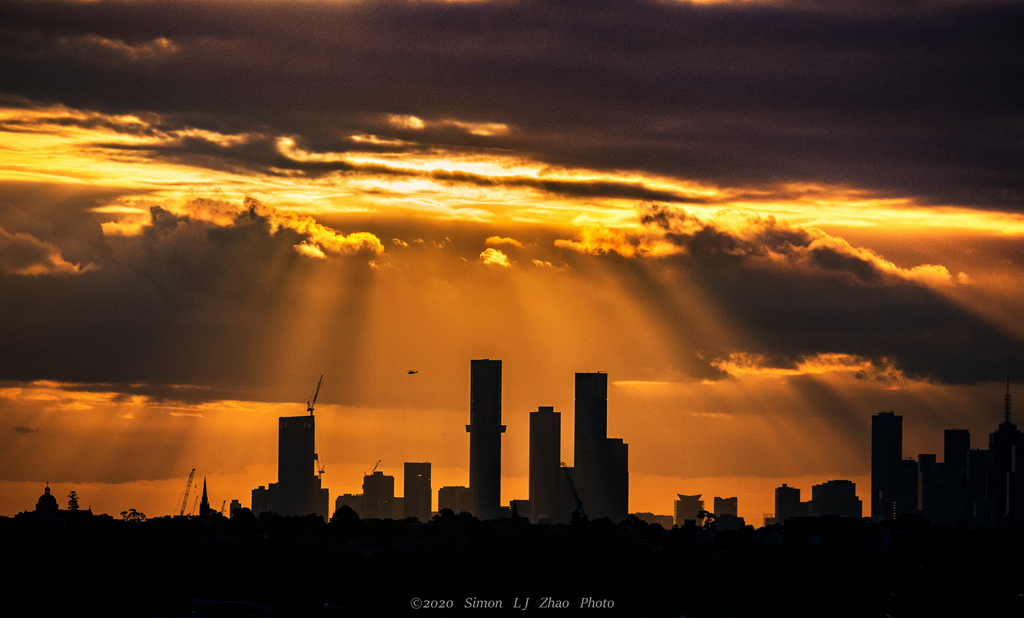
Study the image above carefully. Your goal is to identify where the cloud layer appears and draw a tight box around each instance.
[555,204,1023,384]
[1,0,1021,208]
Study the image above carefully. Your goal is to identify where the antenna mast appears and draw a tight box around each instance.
[1005,376,1012,425]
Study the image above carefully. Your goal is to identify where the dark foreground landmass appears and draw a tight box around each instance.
[2,510,1022,618]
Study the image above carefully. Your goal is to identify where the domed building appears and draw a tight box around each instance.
[35,484,59,513]
[18,484,108,527]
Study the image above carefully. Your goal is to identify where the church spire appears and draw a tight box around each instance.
[200,477,211,517]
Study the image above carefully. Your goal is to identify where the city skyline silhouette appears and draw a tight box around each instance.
[1,0,1022,568]
[7,364,1021,531]
[2,2,1023,614]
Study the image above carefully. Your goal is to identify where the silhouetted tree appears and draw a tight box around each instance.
[697,509,716,530]
[230,507,257,528]
[431,508,456,523]
[120,508,146,522]
[67,490,80,511]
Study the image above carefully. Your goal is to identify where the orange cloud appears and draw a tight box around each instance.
[100,196,384,257]
[0,228,90,276]
[479,247,511,267]
[711,352,905,383]
[484,236,523,248]
[554,225,669,258]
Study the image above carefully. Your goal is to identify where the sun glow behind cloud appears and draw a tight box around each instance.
[5,102,1024,239]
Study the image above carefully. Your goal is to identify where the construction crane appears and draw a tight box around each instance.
[308,375,325,479]
[560,462,586,520]
[220,500,227,516]
[307,374,323,416]
[178,468,196,517]
[365,459,381,476]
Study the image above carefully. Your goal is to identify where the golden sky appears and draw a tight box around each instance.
[1,0,1022,523]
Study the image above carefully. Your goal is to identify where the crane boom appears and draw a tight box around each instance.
[560,462,586,520]
[307,374,323,415]
[179,468,196,517]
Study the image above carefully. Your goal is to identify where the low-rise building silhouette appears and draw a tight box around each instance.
[675,494,704,527]
[438,485,473,514]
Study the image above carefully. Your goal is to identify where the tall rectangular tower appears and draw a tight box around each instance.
[871,411,902,520]
[278,415,328,518]
[944,429,971,525]
[530,406,562,523]
[574,372,628,521]
[604,438,629,522]
[466,359,504,519]
[575,372,608,476]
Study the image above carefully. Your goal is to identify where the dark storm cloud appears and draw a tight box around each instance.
[0,197,379,403]
[597,204,1024,385]
[2,0,1021,207]
[90,129,709,203]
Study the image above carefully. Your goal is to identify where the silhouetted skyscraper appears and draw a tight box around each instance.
[363,470,395,519]
[575,373,607,493]
[277,414,329,518]
[775,483,804,522]
[605,438,629,521]
[945,429,970,474]
[968,447,991,525]
[987,379,1023,525]
[252,399,329,519]
[919,453,954,525]
[574,372,629,522]
[944,429,971,525]
[467,359,504,519]
[872,411,903,520]
[530,406,565,523]
[404,462,431,522]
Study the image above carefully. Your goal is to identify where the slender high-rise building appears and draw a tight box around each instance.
[277,414,329,518]
[251,379,329,519]
[466,359,504,519]
[945,429,971,525]
[530,406,563,523]
[988,379,1024,525]
[605,438,629,522]
[871,411,902,520]
[574,372,628,521]
[575,372,606,519]
[575,373,608,477]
